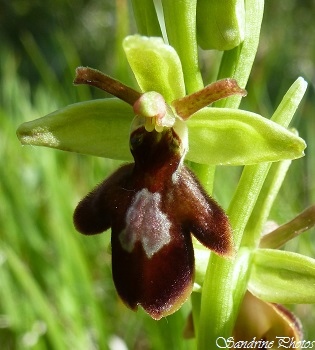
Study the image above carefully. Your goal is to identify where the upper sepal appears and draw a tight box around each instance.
[123,35,186,102]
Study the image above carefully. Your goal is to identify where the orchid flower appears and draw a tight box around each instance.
[16,35,307,321]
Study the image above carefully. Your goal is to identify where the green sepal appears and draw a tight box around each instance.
[16,98,133,160]
[123,35,185,103]
[186,108,306,165]
[196,0,245,51]
[248,249,315,304]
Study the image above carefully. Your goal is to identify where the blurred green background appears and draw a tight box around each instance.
[1,1,314,349]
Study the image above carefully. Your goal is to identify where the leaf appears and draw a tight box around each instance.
[17,98,134,160]
[123,35,185,102]
[186,108,306,165]
[248,249,315,304]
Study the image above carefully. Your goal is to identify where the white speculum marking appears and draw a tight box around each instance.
[119,188,171,259]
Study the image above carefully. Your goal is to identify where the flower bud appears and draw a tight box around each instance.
[197,0,245,51]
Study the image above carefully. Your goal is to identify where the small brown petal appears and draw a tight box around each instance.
[260,205,315,249]
[74,67,141,106]
[172,79,247,120]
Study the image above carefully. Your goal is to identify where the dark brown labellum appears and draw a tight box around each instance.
[74,124,233,319]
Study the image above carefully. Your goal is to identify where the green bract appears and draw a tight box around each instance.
[17,35,307,166]
[249,249,315,304]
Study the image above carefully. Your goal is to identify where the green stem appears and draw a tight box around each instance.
[191,292,201,340]
[214,0,264,109]
[189,163,216,195]
[241,159,292,248]
[198,163,271,348]
[241,77,308,231]
[161,0,217,339]
[115,0,130,80]
[161,0,204,94]
[197,1,264,348]
[131,0,162,37]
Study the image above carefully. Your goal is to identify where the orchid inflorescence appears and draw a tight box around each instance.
[16,1,315,348]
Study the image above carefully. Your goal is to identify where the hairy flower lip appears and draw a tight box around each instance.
[74,122,233,319]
